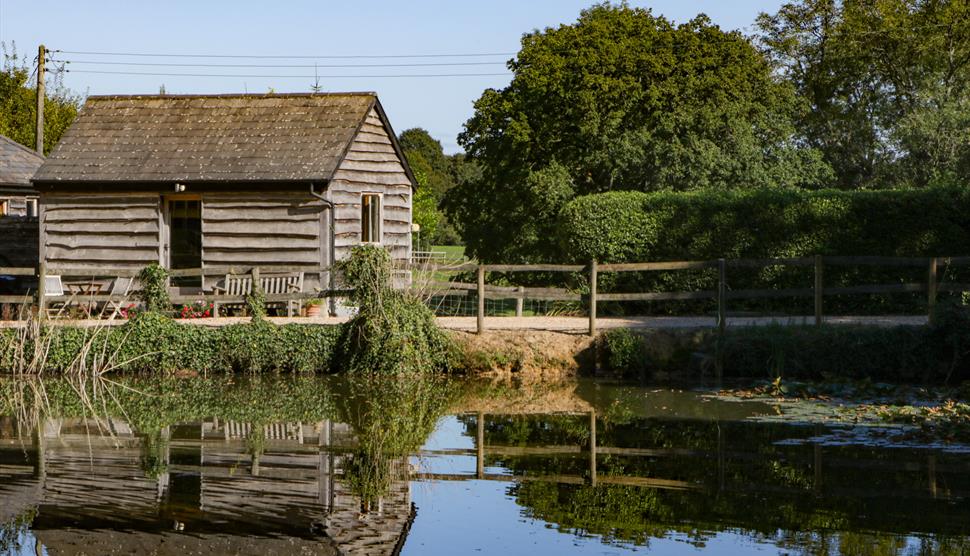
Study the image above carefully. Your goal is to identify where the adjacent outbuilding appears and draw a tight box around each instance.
[31,92,415,293]
[0,134,43,217]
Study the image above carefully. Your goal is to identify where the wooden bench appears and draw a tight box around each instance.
[213,272,305,316]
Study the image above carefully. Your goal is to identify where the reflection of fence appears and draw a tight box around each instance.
[2,255,968,332]
[424,412,962,501]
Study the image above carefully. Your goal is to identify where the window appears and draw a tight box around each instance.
[361,194,381,243]
[0,200,7,217]
[26,199,38,217]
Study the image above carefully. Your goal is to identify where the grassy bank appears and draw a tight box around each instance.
[600,304,970,384]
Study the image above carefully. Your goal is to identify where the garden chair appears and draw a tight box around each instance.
[44,275,65,318]
[106,277,136,319]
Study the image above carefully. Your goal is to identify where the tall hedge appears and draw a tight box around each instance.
[559,186,970,314]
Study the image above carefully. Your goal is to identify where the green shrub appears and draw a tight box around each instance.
[595,306,970,383]
[559,186,970,314]
[2,316,341,374]
[336,245,454,374]
[717,324,939,382]
[137,264,171,313]
[601,329,650,378]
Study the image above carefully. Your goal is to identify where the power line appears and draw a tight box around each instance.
[63,69,511,79]
[53,49,516,59]
[55,59,508,69]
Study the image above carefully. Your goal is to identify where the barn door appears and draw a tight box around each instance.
[164,196,202,287]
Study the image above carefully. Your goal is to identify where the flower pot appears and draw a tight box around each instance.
[305,304,322,318]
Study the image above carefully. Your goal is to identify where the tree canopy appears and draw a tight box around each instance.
[0,44,81,155]
[398,127,471,247]
[757,0,970,189]
[444,2,831,263]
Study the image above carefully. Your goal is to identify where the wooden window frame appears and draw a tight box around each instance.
[361,192,383,245]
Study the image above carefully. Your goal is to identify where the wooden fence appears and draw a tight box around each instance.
[431,255,969,335]
[0,264,345,318]
[1,255,968,332]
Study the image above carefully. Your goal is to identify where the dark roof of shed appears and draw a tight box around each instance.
[32,92,397,184]
[0,134,44,191]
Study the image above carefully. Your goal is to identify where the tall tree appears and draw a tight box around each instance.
[757,0,970,188]
[0,44,80,155]
[445,2,830,263]
[398,128,467,247]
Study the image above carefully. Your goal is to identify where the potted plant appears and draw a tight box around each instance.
[304,298,325,317]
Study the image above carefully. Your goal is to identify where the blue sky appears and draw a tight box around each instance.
[0,1,785,153]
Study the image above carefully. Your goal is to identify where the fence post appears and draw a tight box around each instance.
[589,259,598,337]
[477,265,485,334]
[814,255,823,327]
[37,262,47,321]
[928,257,938,326]
[515,286,524,317]
[717,259,726,334]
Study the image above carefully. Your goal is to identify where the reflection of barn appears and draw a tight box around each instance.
[0,417,414,555]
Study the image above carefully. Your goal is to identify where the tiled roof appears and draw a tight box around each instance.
[33,93,378,183]
[0,134,44,192]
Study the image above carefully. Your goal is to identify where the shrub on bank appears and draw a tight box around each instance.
[560,186,970,314]
[336,245,455,374]
[599,304,970,383]
[0,315,342,374]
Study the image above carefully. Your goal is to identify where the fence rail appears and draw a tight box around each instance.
[449,254,970,335]
[1,255,968,330]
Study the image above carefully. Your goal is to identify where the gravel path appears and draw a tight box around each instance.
[0,314,928,330]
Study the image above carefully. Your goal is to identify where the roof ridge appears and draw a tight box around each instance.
[0,134,45,160]
[86,92,378,101]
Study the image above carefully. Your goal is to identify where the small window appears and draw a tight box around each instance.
[361,194,381,243]
[0,200,8,217]
[26,199,38,217]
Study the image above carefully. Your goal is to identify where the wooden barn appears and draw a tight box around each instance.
[30,92,415,293]
[0,134,43,217]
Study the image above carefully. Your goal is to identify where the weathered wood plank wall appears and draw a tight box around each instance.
[40,194,160,270]
[330,107,412,262]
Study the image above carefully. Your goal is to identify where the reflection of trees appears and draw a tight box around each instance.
[514,479,970,554]
[139,428,169,481]
[0,508,37,553]
[475,415,970,551]
[333,373,454,510]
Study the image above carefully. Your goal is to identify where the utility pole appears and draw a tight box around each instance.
[35,44,45,155]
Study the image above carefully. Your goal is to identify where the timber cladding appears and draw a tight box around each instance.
[331,108,412,261]
[200,192,324,266]
[31,92,415,276]
[42,194,160,269]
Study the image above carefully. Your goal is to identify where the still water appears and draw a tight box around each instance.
[0,375,967,555]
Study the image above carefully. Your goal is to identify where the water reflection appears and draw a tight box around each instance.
[0,374,448,556]
[0,376,969,555]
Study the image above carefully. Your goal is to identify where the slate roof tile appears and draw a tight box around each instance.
[0,134,44,192]
[33,92,377,183]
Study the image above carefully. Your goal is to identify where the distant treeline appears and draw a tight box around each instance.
[440,1,970,264]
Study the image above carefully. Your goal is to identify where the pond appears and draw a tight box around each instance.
[0,375,968,555]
